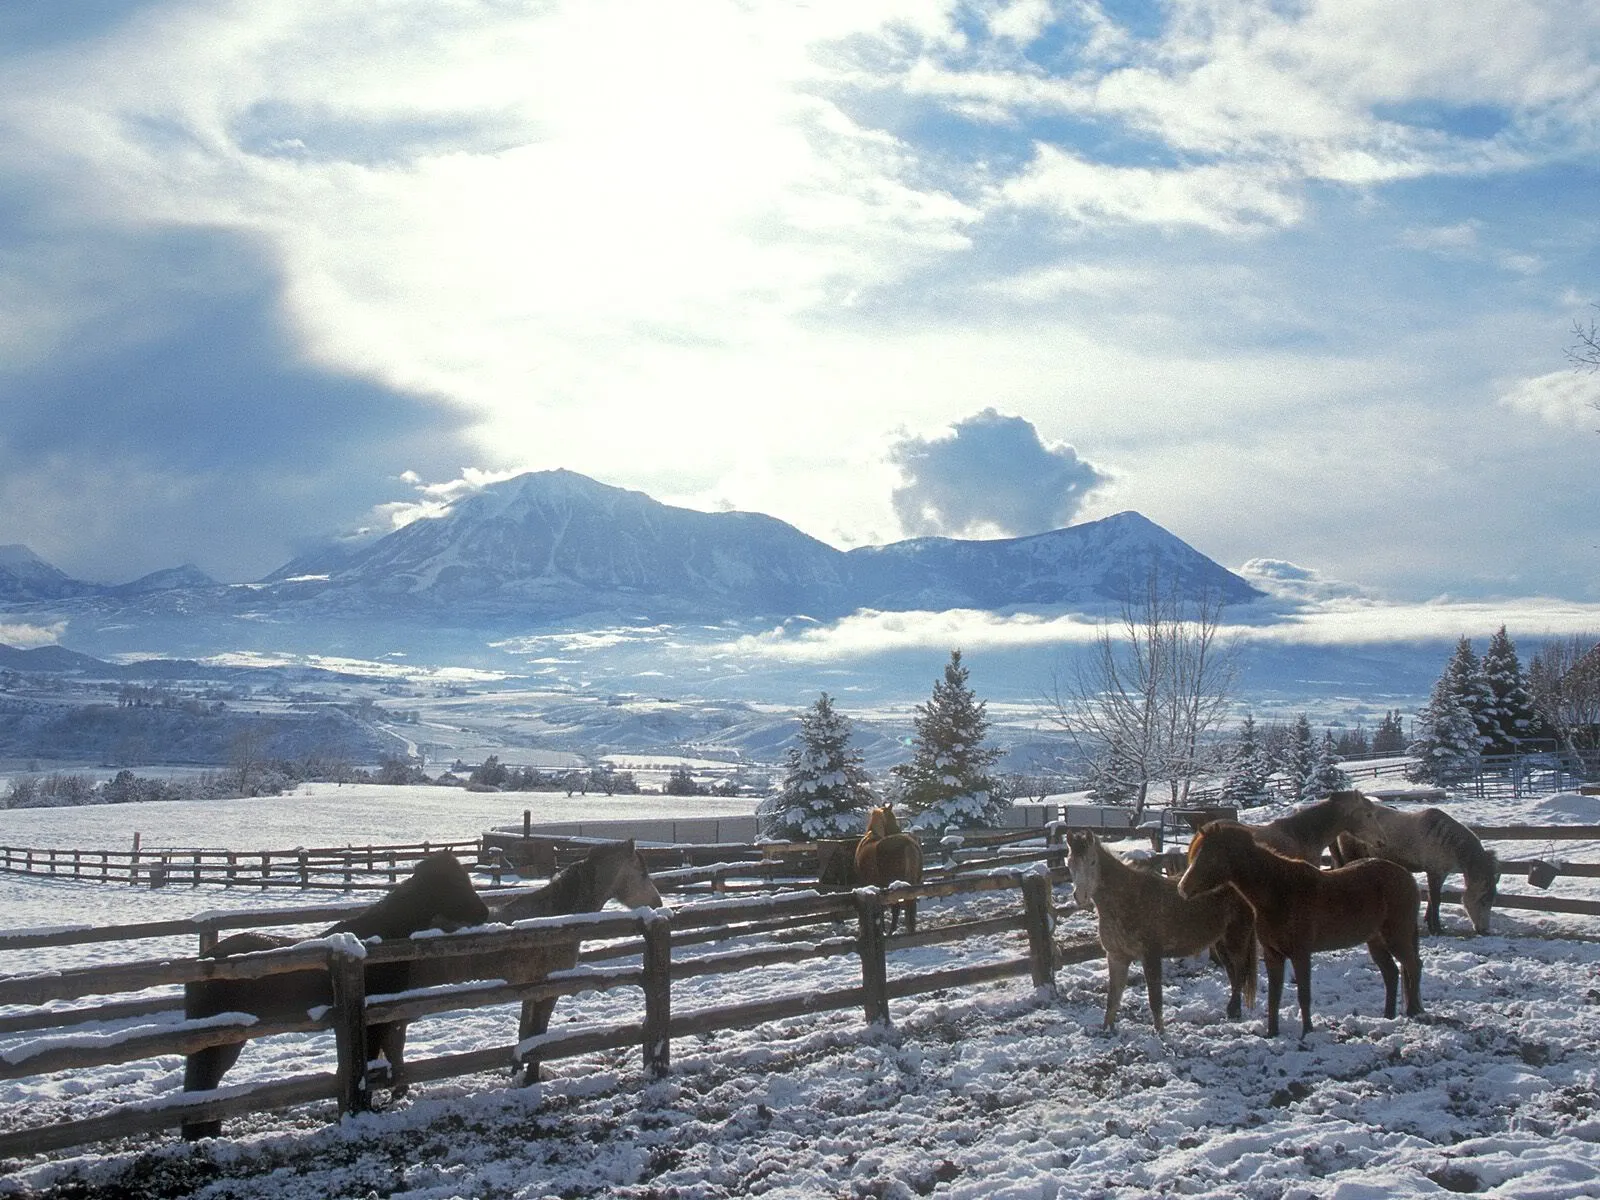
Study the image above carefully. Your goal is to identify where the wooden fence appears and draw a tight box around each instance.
[0,839,482,891]
[0,867,1084,1157]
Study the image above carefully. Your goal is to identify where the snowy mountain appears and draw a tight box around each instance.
[0,544,91,602]
[256,470,1259,619]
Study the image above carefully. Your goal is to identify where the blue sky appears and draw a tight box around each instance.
[1,0,1597,622]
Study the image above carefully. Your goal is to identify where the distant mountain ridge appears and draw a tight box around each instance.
[0,470,1260,624]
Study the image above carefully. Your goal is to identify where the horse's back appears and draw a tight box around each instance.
[856,831,921,888]
[1311,857,1419,948]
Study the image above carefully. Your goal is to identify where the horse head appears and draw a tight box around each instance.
[596,839,663,909]
[865,805,902,840]
[1064,831,1100,906]
[1176,822,1246,900]
[1463,850,1499,934]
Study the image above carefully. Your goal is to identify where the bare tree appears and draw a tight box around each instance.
[1047,574,1237,820]
[1528,634,1600,754]
[1569,303,1600,373]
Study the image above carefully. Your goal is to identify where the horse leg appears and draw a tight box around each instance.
[181,1041,244,1140]
[1104,954,1131,1030]
[371,1021,409,1098]
[1263,948,1286,1038]
[517,997,559,1086]
[1368,940,1400,1018]
[1424,872,1444,935]
[1290,950,1314,1036]
[1143,951,1165,1033]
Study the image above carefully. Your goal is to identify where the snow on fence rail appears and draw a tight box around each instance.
[0,869,1081,1158]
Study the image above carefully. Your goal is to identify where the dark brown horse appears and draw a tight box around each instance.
[1177,821,1423,1037]
[382,839,662,1088]
[182,850,489,1139]
[1242,789,1374,863]
[1334,803,1499,934]
[1066,831,1256,1032]
[855,805,924,934]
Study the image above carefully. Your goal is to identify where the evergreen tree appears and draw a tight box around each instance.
[1442,637,1494,752]
[1372,710,1407,756]
[1277,714,1317,801]
[894,650,1007,832]
[1408,672,1482,785]
[1222,713,1274,806]
[758,693,875,840]
[1085,733,1140,806]
[1480,626,1537,754]
[1304,732,1351,801]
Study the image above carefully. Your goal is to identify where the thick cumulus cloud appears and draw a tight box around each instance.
[888,409,1108,540]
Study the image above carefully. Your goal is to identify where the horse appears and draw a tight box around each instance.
[1177,821,1423,1037]
[379,839,662,1089]
[855,805,924,934]
[182,850,489,1139]
[1065,831,1257,1032]
[1241,789,1375,863]
[1333,804,1498,935]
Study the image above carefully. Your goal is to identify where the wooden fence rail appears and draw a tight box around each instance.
[0,866,1078,1158]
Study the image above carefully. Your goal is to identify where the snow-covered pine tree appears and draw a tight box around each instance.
[1442,637,1494,753]
[893,649,1007,833]
[1372,710,1407,756]
[1304,731,1352,801]
[1408,671,1482,785]
[1480,625,1538,755]
[1278,714,1316,801]
[1222,713,1275,805]
[757,693,875,840]
[1085,733,1140,806]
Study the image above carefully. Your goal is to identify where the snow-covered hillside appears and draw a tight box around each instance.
[0,789,1596,1198]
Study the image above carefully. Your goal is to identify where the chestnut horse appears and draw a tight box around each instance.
[1177,821,1423,1037]
[1066,831,1256,1032]
[382,839,662,1088]
[1335,803,1499,935]
[1241,789,1375,864]
[855,805,924,933]
[182,851,489,1139]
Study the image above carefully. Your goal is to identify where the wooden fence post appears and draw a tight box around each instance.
[641,912,672,1078]
[1019,870,1057,995]
[327,942,370,1119]
[342,851,353,893]
[225,852,237,888]
[854,889,890,1027]
[130,833,140,886]
[260,852,270,890]
[298,851,310,890]
[191,852,202,887]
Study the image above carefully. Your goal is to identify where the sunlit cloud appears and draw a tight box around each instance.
[0,622,66,649]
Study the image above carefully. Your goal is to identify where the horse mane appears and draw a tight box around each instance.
[1418,808,1498,882]
[500,852,600,921]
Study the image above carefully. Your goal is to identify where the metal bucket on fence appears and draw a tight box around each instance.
[1527,860,1558,889]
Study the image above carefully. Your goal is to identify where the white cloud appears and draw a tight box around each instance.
[713,596,1600,666]
[0,622,66,649]
[1499,371,1600,430]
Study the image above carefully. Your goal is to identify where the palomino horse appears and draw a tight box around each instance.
[381,839,662,1088]
[182,850,489,1139]
[1066,831,1256,1032]
[855,805,924,934]
[1334,804,1498,934]
[1178,821,1423,1037]
[1241,789,1374,863]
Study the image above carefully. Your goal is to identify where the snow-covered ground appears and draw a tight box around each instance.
[0,789,1597,1198]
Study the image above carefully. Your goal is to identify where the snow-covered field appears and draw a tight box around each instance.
[0,788,1597,1199]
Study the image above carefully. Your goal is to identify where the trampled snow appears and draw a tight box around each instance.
[0,788,1596,1198]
